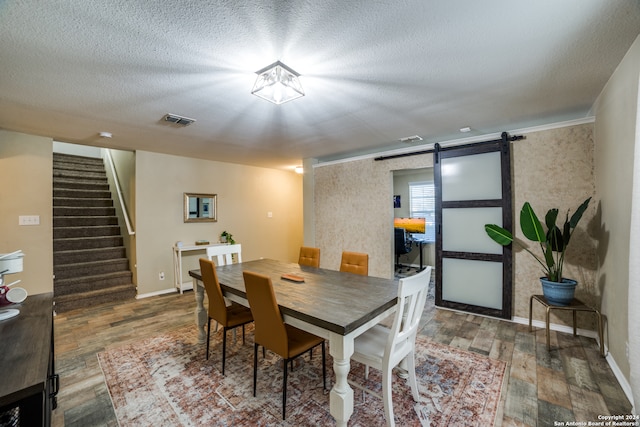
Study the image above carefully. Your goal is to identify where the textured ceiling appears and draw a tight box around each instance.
[1,1,639,170]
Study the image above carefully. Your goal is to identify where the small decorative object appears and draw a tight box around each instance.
[393,195,401,208]
[195,240,210,246]
[281,273,305,283]
[220,231,235,245]
[176,241,183,248]
[485,197,591,306]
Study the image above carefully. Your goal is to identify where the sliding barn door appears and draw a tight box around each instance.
[434,133,513,319]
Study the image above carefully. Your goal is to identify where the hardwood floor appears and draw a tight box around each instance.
[52,289,631,426]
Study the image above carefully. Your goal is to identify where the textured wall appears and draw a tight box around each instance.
[512,124,597,324]
[313,123,597,325]
[314,153,434,278]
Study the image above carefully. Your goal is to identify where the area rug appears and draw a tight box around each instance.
[97,325,505,426]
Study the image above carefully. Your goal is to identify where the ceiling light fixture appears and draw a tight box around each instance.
[251,61,304,105]
[459,127,471,133]
[294,166,304,174]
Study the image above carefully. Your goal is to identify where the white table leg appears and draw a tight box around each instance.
[193,279,207,343]
[329,332,354,427]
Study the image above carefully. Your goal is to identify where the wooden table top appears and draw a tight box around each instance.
[189,259,399,336]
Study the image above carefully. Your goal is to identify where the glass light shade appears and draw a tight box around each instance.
[251,61,304,105]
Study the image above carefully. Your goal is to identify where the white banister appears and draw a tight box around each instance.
[104,149,135,236]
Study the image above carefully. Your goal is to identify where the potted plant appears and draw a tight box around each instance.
[484,197,591,306]
[220,230,235,245]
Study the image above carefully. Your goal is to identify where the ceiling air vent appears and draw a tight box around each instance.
[163,113,196,126]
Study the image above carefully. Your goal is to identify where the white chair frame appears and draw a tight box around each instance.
[206,244,242,266]
[350,266,432,427]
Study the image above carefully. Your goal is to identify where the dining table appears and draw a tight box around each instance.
[188,258,399,426]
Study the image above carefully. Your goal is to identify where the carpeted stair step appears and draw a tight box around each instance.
[54,225,121,239]
[53,169,107,181]
[53,160,106,172]
[53,153,104,166]
[54,236,123,251]
[54,206,116,217]
[54,188,112,199]
[54,216,119,227]
[54,247,127,265]
[54,271,133,296]
[54,284,137,313]
[54,258,130,280]
[54,197,114,208]
[53,177,110,191]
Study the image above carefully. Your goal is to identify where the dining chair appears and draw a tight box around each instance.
[339,251,369,276]
[298,246,320,268]
[206,244,242,332]
[350,265,432,427]
[242,271,326,420]
[198,258,253,375]
[206,243,242,266]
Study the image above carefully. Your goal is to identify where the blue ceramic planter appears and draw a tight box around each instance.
[540,277,577,306]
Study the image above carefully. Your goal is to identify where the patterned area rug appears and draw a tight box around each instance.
[98,325,505,426]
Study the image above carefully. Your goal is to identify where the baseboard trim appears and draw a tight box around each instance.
[136,287,178,299]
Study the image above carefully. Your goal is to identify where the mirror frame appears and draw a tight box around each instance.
[184,193,217,223]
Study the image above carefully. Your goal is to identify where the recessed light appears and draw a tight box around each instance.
[459,127,471,133]
[99,132,112,138]
[399,135,423,143]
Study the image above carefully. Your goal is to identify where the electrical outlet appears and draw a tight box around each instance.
[159,272,165,280]
[626,341,630,360]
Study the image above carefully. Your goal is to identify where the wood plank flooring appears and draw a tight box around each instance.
[52,289,632,426]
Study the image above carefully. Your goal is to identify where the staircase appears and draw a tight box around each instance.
[53,153,136,313]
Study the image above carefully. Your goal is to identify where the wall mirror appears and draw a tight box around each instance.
[184,193,217,222]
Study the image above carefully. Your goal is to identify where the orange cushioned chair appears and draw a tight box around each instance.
[298,246,321,268]
[339,251,369,276]
[243,271,326,420]
[199,258,253,375]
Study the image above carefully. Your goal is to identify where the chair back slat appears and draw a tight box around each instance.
[386,266,432,363]
[206,244,242,266]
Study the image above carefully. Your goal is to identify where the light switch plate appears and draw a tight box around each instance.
[19,215,40,225]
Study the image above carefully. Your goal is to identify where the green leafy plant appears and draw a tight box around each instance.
[485,197,591,282]
[220,230,235,245]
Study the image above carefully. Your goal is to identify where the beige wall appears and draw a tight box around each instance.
[135,151,303,295]
[104,148,137,284]
[592,35,640,383]
[0,130,53,295]
[313,123,597,320]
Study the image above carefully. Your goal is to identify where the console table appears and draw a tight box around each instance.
[0,293,58,426]
[172,242,226,293]
[529,294,605,357]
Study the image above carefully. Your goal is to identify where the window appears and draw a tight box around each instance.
[409,181,435,241]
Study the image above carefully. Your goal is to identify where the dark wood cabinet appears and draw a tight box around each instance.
[0,293,58,426]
